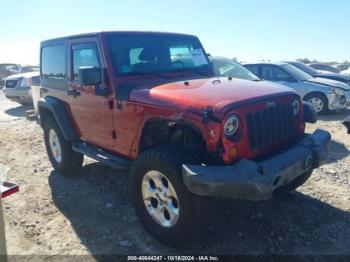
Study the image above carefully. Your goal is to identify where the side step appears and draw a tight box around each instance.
[72,142,131,171]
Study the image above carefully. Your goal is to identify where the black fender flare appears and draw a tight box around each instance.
[38,96,78,141]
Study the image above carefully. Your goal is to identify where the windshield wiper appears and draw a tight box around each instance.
[172,68,212,77]
[128,71,171,79]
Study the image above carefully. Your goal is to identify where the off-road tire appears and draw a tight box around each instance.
[304,93,328,114]
[275,169,313,194]
[43,117,83,175]
[130,144,204,247]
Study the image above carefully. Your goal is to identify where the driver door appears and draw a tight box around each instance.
[67,37,115,148]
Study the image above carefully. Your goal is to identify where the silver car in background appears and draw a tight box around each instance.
[3,72,40,105]
[210,56,261,81]
[0,63,21,87]
[244,62,350,114]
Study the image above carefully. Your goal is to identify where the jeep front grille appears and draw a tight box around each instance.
[246,103,295,151]
[5,79,18,88]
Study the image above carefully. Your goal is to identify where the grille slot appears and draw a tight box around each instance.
[247,103,294,151]
[5,79,18,88]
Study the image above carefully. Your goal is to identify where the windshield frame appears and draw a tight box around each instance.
[105,32,213,78]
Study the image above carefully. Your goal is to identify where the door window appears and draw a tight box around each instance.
[41,45,66,79]
[261,65,293,81]
[244,64,260,76]
[72,43,101,80]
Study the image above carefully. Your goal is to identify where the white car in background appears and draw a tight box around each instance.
[3,72,39,105]
[341,69,350,77]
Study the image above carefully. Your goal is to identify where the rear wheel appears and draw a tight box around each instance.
[304,93,328,114]
[130,145,204,246]
[43,117,83,174]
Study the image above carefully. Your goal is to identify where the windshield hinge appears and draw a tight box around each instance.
[117,99,123,110]
[112,131,117,139]
[108,99,114,109]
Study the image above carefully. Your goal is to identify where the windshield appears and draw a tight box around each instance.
[282,64,313,81]
[211,57,260,81]
[106,33,212,77]
[0,64,17,71]
[21,66,39,73]
[290,62,318,75]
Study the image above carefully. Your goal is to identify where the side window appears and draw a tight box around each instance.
[245,65,259,76]
[72,43,101,80]
[261,65,292,81]
[41,45,66,79]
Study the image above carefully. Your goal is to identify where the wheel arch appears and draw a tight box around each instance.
[38,96,78,141]
[303,91,329,104]
[138,117,206,156]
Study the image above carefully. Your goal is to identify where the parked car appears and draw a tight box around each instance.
[0,63,21,87]
[336,64,350,72]
[284,61,350,86]
[19,65,39,73]
[3,72,39,105]
[38,31,330,246]
[244,62,350,114]
[308,63,339,74]
[341,69,350,77]
[210,56,261,81]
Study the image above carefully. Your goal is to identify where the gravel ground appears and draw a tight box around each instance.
[0,90,350,259]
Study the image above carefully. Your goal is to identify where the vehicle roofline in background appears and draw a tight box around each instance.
[244,62,289,66]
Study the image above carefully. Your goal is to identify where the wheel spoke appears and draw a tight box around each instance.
[142,181,156,200]
[152,172,166,190]
[150,207,165,224]
[165,202,179,222]
[164,185,177,199]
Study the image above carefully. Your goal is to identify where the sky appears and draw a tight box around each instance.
[0,0,349,65]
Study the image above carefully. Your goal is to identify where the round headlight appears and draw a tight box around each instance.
[292,100,300,115]
[224,115,240,137]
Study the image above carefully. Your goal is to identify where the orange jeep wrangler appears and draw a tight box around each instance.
[38,31,331,246]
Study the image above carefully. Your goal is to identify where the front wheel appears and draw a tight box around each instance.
[130,145,204,246]
[304,93,328,114]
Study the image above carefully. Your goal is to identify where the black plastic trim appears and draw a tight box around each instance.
[38,96,77,141]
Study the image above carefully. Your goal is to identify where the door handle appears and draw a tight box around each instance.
[67,89,81,97]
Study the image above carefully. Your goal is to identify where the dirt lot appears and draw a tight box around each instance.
[0,90,350,259]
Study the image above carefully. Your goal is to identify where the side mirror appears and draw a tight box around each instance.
[78,66,101,86]
[78,66,110,96]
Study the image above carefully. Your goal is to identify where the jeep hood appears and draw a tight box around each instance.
[129,77,296,119]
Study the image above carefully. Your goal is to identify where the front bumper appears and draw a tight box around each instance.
[327,91,350,110]
[3,87,32,103]
[182,129,331,201]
